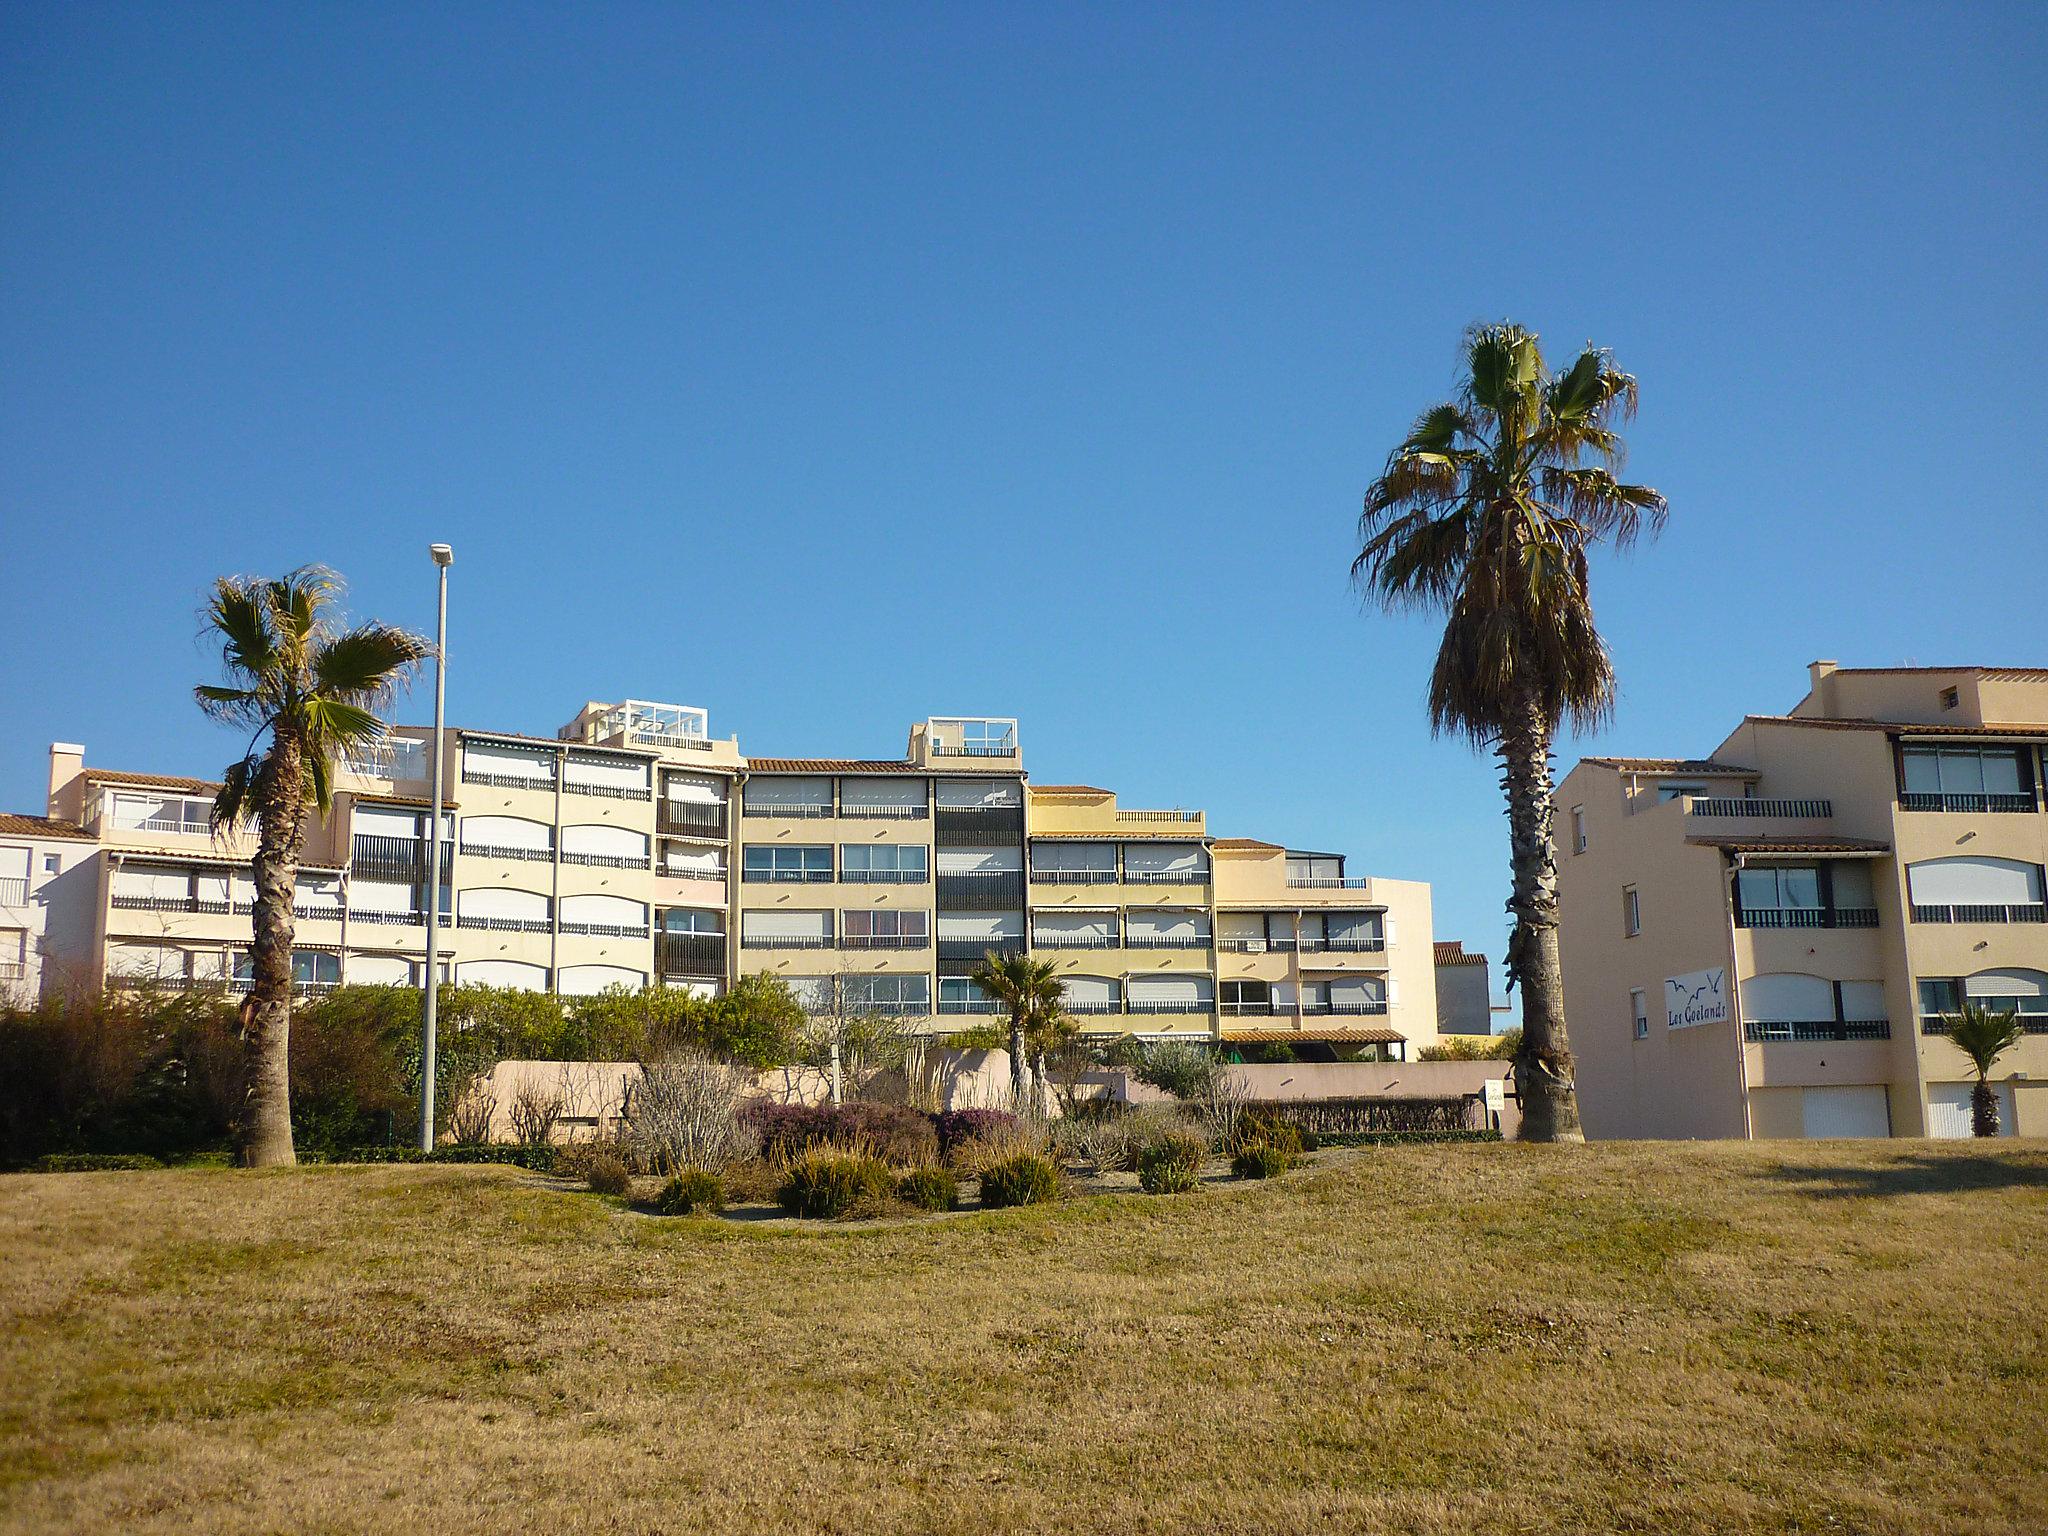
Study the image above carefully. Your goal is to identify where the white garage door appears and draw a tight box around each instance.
[1801,1086,1891,1139]
[1926,1082,2017,1139]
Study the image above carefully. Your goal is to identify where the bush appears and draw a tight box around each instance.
[1316,1129,1503,1147]
[579,1148,632,1196]
[1245,1096,1479,1137]
[933,1107,1019,1160]
[621,1052,758,1174]
[1131,1040,1224,1102]
[321,1143,556,1170]
[896,1164,959,1212]
[978,1152,1060,1208]
[1231,1141,1295,1180]
[1136,1129,1205,1194]
[742,1101,939,1165]
[778,1149,895,1219]
[1419,1027,1519,1062]
[1231,1111,1305,1158]
[29,1151,164,1173]
[654,1168,724,1216]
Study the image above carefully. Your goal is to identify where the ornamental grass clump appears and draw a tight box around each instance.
[654,1168,724,1216]
[777,1148,894,1220]
[578,1148,632,1197]
[1136,1129,1205,1194]
[1230,1141,1295,1180]
[895,1164,959,1212]
[934,1107,1020,1162]
[977,1152,1060,1208]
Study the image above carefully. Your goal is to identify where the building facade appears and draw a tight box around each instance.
[1432,942,1494,1035]
[1554,663,2048,1141]
[28,703,1441,1059]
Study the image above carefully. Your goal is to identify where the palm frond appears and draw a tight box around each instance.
[1540,467,1669,547]
[1946,1001,2023,1076]
[193,683,269,728]
[211,755,259,834]
[204,579,279,683]
[312,624,431,702]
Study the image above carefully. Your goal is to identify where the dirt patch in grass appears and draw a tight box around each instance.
[1,1141,2044,1534]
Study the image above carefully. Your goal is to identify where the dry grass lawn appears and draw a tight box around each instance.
[2,1140,2045,1535]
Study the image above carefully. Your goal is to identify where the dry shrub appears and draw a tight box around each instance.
[445,1080,497,1146]
[508,1085,565,1148]
[948,1115,1049,1177]
[621,1051,758,1174]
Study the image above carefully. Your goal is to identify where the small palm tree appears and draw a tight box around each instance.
[968,951,1064,1113]
[1944,1001,2023,1137]
[1354,322,1667,1142]
[197,567,430,1166]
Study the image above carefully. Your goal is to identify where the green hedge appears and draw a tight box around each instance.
[24,1152,166,1173]
[320,1144,558,1171]
[1313,1129,1503,1147]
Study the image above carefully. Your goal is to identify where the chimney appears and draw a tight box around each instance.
[47,742,85,819]
[1808,659,1838,690]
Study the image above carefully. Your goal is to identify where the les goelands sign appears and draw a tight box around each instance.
[1665,968,1729,1031]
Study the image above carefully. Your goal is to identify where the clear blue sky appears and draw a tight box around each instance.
[4,3,2045,1002]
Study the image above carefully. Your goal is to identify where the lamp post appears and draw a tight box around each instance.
[418,543,453,1151]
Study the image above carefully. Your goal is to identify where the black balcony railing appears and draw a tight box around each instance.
[1122,999,1213,1015]
[741,868,835,883]
[1911,903,2048,924]
[840,869,929,884]
[938,996,1005,1015]
[351,835,455,882]
[936,871,1024,910]
[460,769,555,790]
[933,806,1024,845]
[740,933,833,949]
[559,920,650,938]
[655,931,725,975]
[1687,797,1834,818]
[1221,1000,1280,1017]
[838,803,928,819]
[743,801,834,819]
[842,934,931,949]
[1735,906,1880,930]
[1301,1000,1389,1016]
[657,802,728,838]
[1922,1013,2048,1035]
[1121,933,1210,950]
[1288,937,1387,953]
[1745,1020,1891,1042]
[1901,791,2035,814]
[938,938,1013,962]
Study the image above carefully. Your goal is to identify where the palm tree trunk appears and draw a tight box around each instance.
[1500,690,1583,1143]
[1008,1008,1029,1112]
[1971,1077,2000,1137]
[241,746,305,1167]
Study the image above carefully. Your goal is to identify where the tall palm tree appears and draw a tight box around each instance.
[1944,1001,2023,1137]
[197,566,430,1166]
[968,951,1065,1112]
[1354,322,1667,1142]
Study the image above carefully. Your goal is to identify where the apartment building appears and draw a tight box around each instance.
[27,702,1440,1058]
[1433,942,1494,1035]
[0,805,99,1002]
[1555,663,2048,1141]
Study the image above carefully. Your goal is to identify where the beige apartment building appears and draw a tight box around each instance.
[27,702,1441,1058]
[1555,663,2048,1141]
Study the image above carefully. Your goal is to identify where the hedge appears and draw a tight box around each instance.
[1311,1129,1503,1147]
[319,1144,559,1171]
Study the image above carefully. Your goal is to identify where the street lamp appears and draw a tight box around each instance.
[418,543,453,1151]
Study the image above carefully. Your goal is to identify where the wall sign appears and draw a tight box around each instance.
[1665,968,1729,1031]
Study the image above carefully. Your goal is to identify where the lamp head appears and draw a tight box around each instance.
[429,544,454,567]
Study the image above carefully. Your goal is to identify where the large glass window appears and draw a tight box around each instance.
[842,909,929,944]
[1738,866,1823,914]
[742,845,833,882]
[840,844,928,880]
[841,974,931,1014]
[1903,747,2026,797]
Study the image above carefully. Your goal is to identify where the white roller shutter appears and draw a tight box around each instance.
[938,779,1020,808]
[463,742,554,783]
[1217,912,1266,945]
[458,887,550,923]
[743,909,832,940]
[1031,841,1114,873]
[1328,977,1384,1007]
[664,772,726,805]
[295,872,343,912]
[561,824,649,860]
[113,867,190,903]
[1907,857,2044,905]
[1802,1086,1891,1138]
[462,815,552,852]
[1926,1082,2016,1139]
[938,912,1024,941]
[1966,968,2048,1001]
[1126,973,1212,1006]
[1034,910,1117,941]
[0,847,28,880]
[1744,973,1837,1023]
[108,942,179,977]
[782,975,833,1011]
[937,846,1022,873]
[349,877,414,914]
[1061,975,1120,1005]
[664,845,724,877]
[349,953,412,985]
[1327,912,1382,945]
[558,964,646,996]
[559,893,648,929]
[1839,980,1888,1021]
[563,753,649,794]
[458,959,550,991]
[840,777,925,810]
[1123,842,1207,876]
[1125,908,1208,941]
[354,804,426,836]
[745,776,830,809]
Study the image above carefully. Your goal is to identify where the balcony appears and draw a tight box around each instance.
[936,871,1024,910]
[1301,1000,1390,1017]
[743,801,834,819]
[1911,903,2048,924]
[559,920,650,938]
[562,780,652,802]
[1122,999,1212,1015]
[838,803,928,820]
[1115,809,1201,824]
[939,996,1005,1015]
[1902,792,2035,814]
[839,869,929,885]
[112,895,233,915]
[1121,934,1210,950]
[1062,1000,1123,1016]
[741,868,835,884]
[1030,869,1117,885]
[456,914,553,933]
[461,769,555,790]
[1745,1020,1891,1042]
[1687,797,1833,818]
[560,851,653,870]
[1736,907,1880,930]
[1222,1000,1281,1017]
[656,931,725,975]
[740,933,834,950]
[352,909,427,926]
[661,862,728,883]
[1123,869,1210,885]
[1287,877,1371,890]
[351,835,455,882]
[0,877,25,905]
[1922,1013,2048,1036]
[1031,933,1119,949]
[657,803,728,838]
[842,934,931,950]
[938,938,1013,963]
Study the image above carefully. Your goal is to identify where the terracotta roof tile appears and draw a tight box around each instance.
[1030,785,1112,796]
[1220,1025,1407,1045]
[1434,941,1488,967]
[1749,715,2048,740]
[1212,838,1284,851]
[1831,665,2048,681]
[748,758,970,774]
[1580,757,1758,776]
[0,813,95,841]
[83,768,221,792]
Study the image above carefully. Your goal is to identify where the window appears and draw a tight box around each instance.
[1906,856,2046,921]
[842,909,928,946]
[1631,989,1648,1039]
[1922,969,2048,1028]
[939,976,1001,1014]
[233,949,340,986]
[660,908,722,935]
[1623,885,1641,937]
[1744,974,1890,1041]
[1030,841,1116,878]
[1940,686,1960,710]
[1901,746,2032,810]
[841,974,930,1014]
[742,845,833,882]
[1571,806,1587,854]
[1656,783,1707,803]
[42,854,59,876]
[1738,865,1823,915]
[1223,980,1274,1016]
[840,844,928,881]
[108,792,212,833]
